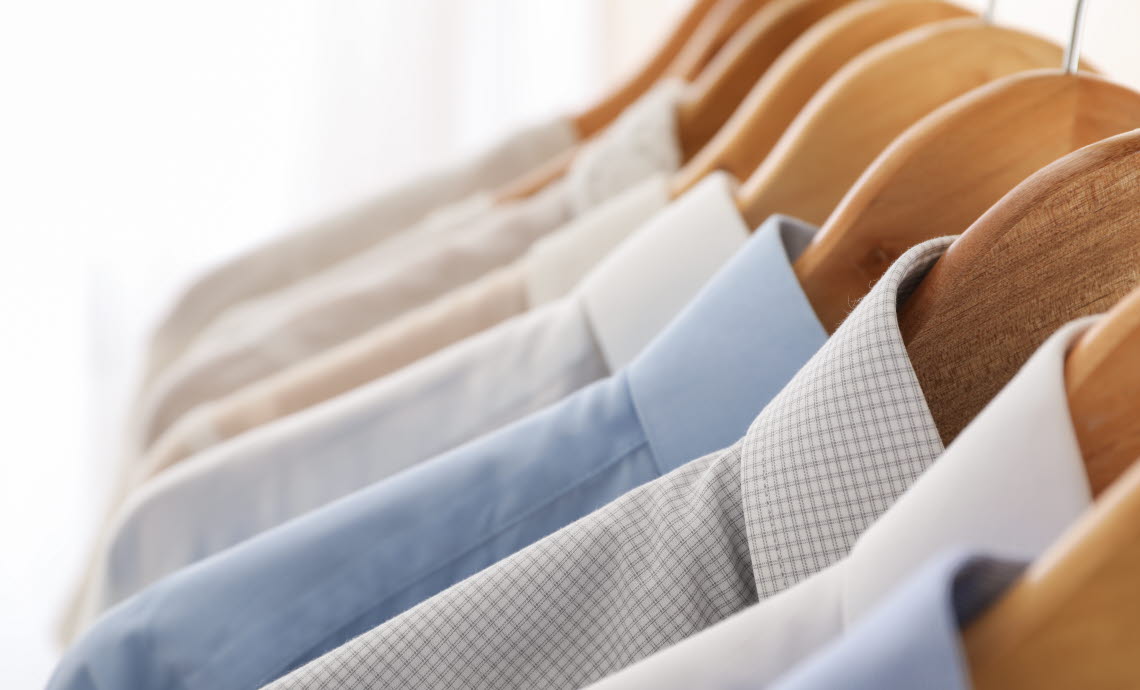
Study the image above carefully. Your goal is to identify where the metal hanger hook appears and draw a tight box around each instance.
[983,0,997,24]
[1063,0,1090,74]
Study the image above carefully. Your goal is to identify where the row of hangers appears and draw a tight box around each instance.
[518,0,1140,686]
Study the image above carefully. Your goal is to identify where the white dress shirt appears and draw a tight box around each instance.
[584,318,1097,690]
[66,172,748,637]
[141,116,578,387]
[131,80,684,453]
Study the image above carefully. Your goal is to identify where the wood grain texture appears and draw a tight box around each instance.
[674,0,861,162]
[899,129,1140,446]
[797,70,1139,332]
[673,0,972,195]
[734,18,1068,228]
[1066,286,1140,496]
[964,453,1140,689]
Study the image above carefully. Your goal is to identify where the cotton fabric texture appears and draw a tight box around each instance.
[134,176,670,482]
[263,237,954,690]
[61,171,741,642]
[584,318,1096,690]
[63,82,683,642]
[50,209,826,690]
[131,80,684,453]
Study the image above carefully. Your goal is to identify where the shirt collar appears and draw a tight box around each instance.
[774,550,1025,690]
[842,317,1096,622]
[625,213,828,475]
[741,237,952,598]
[579,171,750,371]
[566,79,684,215]
[523,175,670,307]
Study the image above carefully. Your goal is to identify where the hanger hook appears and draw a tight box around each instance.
[983,0,996,24]
[1063,0,1090,74]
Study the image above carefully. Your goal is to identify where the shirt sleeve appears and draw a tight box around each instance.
[265,441,757,690]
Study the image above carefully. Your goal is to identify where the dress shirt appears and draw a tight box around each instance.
[60,172,745,643]
[266,237,954,690]
[133,176,670,482]
[584,318,1097,690]
[142,116,577,388]
[772,550,1025,690]
[49,208,826,690]
[133,80,684,453]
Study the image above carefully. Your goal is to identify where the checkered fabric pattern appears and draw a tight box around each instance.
[265,238,955,690]
[742,237,951,597]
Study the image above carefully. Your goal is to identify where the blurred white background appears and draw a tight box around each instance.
[0,0,1136,686]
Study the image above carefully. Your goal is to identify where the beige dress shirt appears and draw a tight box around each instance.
[141,117,578,388]
[136,176,669,482]
[130,81,684,453]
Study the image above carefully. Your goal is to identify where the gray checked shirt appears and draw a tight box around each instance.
[265,237,954,690]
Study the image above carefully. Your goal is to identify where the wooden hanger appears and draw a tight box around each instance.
[963,449,1140,689]
[672,0,862,163]
[795,69,1140,332]
[499,0,770,202]
[1065,286,1140,496]
[571,0,722,139]
[578,0,784,137]
[898,129,1140,447]
[733,18,1067,229]
[667,0,781,84]
[673,0,973,196]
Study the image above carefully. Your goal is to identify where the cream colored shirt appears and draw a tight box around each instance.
[130,81,685,453]
[136,176,670,483]
[141,117,578,388]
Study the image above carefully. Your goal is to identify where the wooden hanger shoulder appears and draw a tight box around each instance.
[571,0,721,138]
[734,18,1067,229]
[795,70,1139,332]
[668,0,777,84]
[673,0,973,196]
[673,0,861,162]
[1066,286,1140,496]
[964,450,1140,689]
[505,0,763,202]
[899,129,1140,446]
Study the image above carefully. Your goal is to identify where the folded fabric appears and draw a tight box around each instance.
[60,171,744,644]
[262,238,954,689]
[134,175,669,482]
[771,551,1026,690]
[141,116,577,389]
[132,79,685,454]
[51,208,827,690]
[584,318,1096,689]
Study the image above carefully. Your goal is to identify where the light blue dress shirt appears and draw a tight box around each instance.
[770,550,1026,690]
[50,215,827,690]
